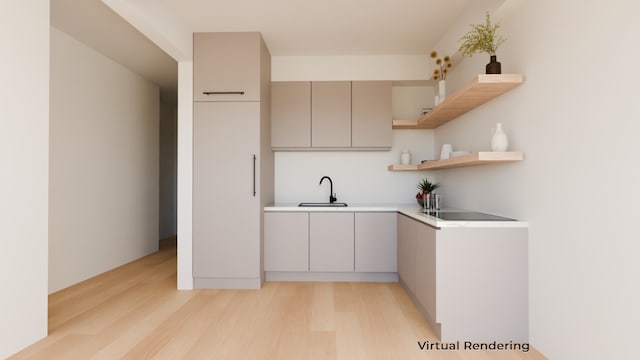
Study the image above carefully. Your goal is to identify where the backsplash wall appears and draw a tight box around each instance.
[274,130,435,204]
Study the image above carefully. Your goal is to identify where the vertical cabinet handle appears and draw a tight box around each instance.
[252,155,257,197]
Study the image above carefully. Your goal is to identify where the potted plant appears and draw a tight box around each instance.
[416,177,440,207]
[458,11,506,74]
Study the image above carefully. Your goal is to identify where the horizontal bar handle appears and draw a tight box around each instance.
[202,91,245,95]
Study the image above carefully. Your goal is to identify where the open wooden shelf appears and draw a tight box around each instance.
[388,151,524,171]
[392,74,524,130]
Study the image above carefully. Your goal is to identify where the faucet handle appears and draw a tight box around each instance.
[330,194,337,203]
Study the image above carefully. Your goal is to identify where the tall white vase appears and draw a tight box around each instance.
[438,80,446,103]
[491,123,509,151]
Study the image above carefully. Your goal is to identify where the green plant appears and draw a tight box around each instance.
[430,51,452,80]
[416,177,440,198]
[458,12,506,57]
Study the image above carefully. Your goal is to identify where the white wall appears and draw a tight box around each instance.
[0,1,49,358]
[434,1,640,359]
[49,27,160,293]
[177,61,194,290]
[272,55,439,204]
[274,131,435,204]
[100,0,195,290]
[159,97,178,239]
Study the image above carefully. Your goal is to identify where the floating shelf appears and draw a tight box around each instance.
[392,74,524,130]
[388,152,524,171]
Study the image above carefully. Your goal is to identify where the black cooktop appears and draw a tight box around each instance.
[424,211,516,221]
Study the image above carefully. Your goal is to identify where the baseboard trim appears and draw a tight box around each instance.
[193,277,262,289]
[265,271,398,282]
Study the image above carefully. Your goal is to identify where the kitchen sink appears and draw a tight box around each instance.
[298,202,349,207]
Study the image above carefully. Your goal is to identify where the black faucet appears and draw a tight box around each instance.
[319,176,337,204]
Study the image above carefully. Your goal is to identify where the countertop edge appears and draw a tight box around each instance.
[264,204,529,228]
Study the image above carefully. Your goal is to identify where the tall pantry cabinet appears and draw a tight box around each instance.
[192,32,273,289]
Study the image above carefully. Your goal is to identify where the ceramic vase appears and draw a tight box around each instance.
[400,149,411,165]
[438,80,446,102]
[491,123,509,151]
[486,55,502,74]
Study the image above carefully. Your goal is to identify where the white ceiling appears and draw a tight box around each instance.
[51,0,472,99]
[162,0,471,55]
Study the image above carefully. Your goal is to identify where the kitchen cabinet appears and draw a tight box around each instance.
[193,32,264,102]
[355,212,397,272]
[414,219,437,326]
[309,212,354,272]
[192,32,273,289]
[263,209,398,281]
[397,214,418,297]
[271,81,311,148]
[264,212,309,271]
[397,213,528,342]
[271,81,392,150]
[311,81,352,147]
[352,81,392,148]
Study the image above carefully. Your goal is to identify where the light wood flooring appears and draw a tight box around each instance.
[11,239,546,359]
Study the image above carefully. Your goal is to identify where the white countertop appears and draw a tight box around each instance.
[264,203,529,228]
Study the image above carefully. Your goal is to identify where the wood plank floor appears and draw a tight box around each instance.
[11,239,546,359]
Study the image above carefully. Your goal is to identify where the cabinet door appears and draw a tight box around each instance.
[193,102,260,279]
[415,221,437,323]
[397,214,417,293]
[271,82,311,148]
[311,81,351,147]
[354,212,397,272]
[309,212,354,272]
[264,212,309,271]
[352,81,392,148]
[193,32,261,102]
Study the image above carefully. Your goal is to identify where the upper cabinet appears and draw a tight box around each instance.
[352,81,392,148]
[312,81,352,147]
[271,80,392,151]
[271,81,311,148]
[193,32,263,102]
[392,74,523,130]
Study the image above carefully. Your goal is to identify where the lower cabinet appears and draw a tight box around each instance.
[398,214,418,291]
[264,212,309,271]
[398,213,435,321]
[397,213,529,343]
[309,212,354,272]
[355,212,397,272]
[264,211,398,281]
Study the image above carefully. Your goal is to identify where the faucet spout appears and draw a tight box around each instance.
[319,176,337,204]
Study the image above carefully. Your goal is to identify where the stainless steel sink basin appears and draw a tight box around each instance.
[298,202,349,207]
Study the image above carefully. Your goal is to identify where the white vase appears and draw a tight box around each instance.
[438,80,446,102]
[440,143,452,160]
[400,149,411,165]
[491,123,509,151]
